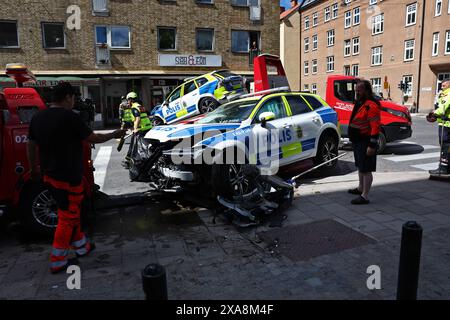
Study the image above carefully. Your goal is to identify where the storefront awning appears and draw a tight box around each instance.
[0,76,100,86]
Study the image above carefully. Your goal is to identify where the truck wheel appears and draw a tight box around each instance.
[377,132,387,154]
[199,98,219,114]
[314,133,339,170]
[19,182,57,237]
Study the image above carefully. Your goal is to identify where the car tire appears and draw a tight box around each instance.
[212,163,256,199]
[152,116,164,127]
[377,132,387,155]
[18,182,57,237]
[313,133,339,170]
[199,97,219,114]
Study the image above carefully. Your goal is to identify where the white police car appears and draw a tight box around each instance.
[141,89,340,197]
[151,70,246,126]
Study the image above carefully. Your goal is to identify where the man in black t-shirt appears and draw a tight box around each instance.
[27,82,125,274]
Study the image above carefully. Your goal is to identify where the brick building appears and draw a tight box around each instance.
[0,0,279,126]
[281,0,450,113]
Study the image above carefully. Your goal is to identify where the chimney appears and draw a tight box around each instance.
[291,0,298,8]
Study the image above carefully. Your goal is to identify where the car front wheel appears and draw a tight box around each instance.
[199,98,219,114]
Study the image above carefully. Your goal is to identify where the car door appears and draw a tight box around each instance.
[252,96,295,170]
[163,85,183,123]
[284,94,322,161]
[179,80,199,120]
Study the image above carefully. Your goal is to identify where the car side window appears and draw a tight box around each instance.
[168,87,182,102]
[302,95,325,110]
[195,77,208,87]
[286,96,312,115]
[184,81,197,95]
[254,97,287,123]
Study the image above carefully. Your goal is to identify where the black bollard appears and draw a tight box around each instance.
[142,263,168,300]
[396,221,423,300]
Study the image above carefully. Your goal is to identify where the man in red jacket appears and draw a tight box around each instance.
[347,80,381,205]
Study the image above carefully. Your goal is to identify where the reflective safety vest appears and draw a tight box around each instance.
[349,99,381,146]
[121,108,133,123]
[131,102,153,132]
[435,88,450,128]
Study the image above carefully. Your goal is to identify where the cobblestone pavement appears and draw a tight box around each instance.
[0,172,449,300]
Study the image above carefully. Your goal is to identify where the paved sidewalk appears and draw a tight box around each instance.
[0,172,449,300]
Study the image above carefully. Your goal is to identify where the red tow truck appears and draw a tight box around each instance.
[326,75,412,152]
[0,64,95,235]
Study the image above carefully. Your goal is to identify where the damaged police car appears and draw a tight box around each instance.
[133,90,340,198]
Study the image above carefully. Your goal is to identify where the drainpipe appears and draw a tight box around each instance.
[415,0,426,113]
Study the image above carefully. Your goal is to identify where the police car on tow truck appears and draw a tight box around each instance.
[151,70,246,126]
[140,88,340,198]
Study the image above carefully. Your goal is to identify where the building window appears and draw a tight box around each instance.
[372,14,384,35]
[196,28,214,51]
[345,11,352,28]
[404,39,415,61]
[312,34,318,50]
[96,25,131,49]
[325,7,331,22]
[352,64,359,76]
[313,12,319,26]
[92,0,109,15]
[435,0,442,16]
[0,20,19,48]
[446,30,450,55]
[304,84,310,91]
[432,32,440,56]
[332,3,339,19]
[344,65,351,76]
[231,30,259,53]
[371,78,382,94]
[406,3,417,26]
[352,37,360,55]
[403,75,413,96]
[157,27,177,51]
[304,37,310,52]
[327,29,335,47]
[312,59,318,74]
[344,39,351,57]
[305,16,310,30]
[369,0,377,5]
[311,84,317,94]
[327,56,335,72]
[42,22,66,49]
[371,46,383,66]
[353,7,360,25]
[304,61,309,75]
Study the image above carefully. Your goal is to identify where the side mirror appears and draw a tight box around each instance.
[259,112,276,128]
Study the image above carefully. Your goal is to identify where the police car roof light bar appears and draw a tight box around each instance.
[5,63,36,86]
[239,86,291,99]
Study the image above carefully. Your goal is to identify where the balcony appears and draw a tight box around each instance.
[92,0,109,16]
[96,45,111,67]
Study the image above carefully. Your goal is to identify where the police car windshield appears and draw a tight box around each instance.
[197,101,257,124]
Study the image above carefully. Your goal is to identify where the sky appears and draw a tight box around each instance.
[280,0,292,9]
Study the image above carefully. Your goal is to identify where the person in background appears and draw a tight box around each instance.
[427,80,450,175]
[347,80,381,205]
[119,96,133,130]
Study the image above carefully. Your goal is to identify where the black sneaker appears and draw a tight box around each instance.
[348,188,363,195]
[351,196,370,205]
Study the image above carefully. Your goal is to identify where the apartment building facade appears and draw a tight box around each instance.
[281,0,450,112]
[0,0,279,126]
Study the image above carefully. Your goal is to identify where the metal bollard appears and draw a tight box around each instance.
[142,263,168,300]
[396,221,423,300]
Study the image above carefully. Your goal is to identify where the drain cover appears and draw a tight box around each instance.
[258,219,377,262]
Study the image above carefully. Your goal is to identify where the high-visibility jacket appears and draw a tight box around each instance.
[121,107,133,123]
[131,102,152,132]
[349,99,381,148]
[435,88,450,128]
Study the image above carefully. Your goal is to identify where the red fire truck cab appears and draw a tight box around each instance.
[326,75,412,152]
[0,64,94,235]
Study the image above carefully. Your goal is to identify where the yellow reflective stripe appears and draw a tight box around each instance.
[282,143,303,158]
[52,248,69,257]
[281,96,292,116]
[50,260,68,268]
[72,237,87,248]
[176,109,188,118]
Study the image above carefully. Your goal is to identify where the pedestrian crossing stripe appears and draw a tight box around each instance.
[384,152,441,163]
[411,162,440,171]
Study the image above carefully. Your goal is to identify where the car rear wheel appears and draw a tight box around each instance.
[377,132,387,154]
[152,116,164,127]
[199,98,219,114]
[314,134,339,169]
